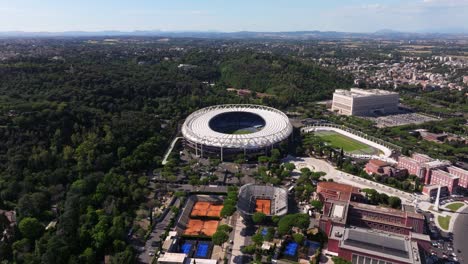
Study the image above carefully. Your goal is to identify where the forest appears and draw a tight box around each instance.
[0,38,351,263]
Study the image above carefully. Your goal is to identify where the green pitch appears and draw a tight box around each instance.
[314,131,379,155]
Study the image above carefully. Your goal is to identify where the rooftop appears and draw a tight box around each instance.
[158,252,187,263]
[331,226,421,264]
[334,88,398,98]
[350,202,424,220]
[368,159,390,167]
[433,169,460,179]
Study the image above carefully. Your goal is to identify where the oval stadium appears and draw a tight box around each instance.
[181,104,293,160]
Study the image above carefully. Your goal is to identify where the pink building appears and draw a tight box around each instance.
[430,169,459,194]
[447,166,468,189]
[397,153,450,184]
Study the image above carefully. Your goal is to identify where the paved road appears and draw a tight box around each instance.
[229,212,253,264]
[285,156,420,204]
[137,198,181,264]
[162,137,183,165]
[453,206,468,263]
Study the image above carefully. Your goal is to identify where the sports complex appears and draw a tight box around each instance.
[302,125,393,159]
[181,104,293,160]
[237,184,289,222]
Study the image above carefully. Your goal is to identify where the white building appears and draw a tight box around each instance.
[331,88,399,116]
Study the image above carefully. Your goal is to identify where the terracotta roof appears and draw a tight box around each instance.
[369,159,389,167]
[319,181,359,193]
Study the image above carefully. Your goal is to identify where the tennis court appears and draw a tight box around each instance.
[181,242,193,254]
[255,199,271,215]
[195,242,210,258]
[184,219,219,237]
[190,202,224,218]
[283,242,298,256]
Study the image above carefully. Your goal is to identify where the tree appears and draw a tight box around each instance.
[310,200,323,211]
[252,212,266,224]
[292,233,305,245]
[212,231,229,246]
[332,256,352,264]
[18,217,44,241]
[258,156,269,164]
[283,162,296,172]
[388,196,402,209]
[251,233,264,246]
[240,244,256,255]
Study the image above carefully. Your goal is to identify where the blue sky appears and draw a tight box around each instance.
[0,0,467,32]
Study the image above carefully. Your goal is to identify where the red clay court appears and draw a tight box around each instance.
[190,201,224,218]
[184,219,219,237]
[255,199,271,215]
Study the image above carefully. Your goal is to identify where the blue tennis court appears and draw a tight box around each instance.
[195,242,210,258]
[283,242,298,256]
[305,240,321,251]
[181,242,192,254]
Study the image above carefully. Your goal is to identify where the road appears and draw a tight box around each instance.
[229,212,253,264]
[285,156,420,204]
[137,198,181,264]
[453,206,468,263]
[162,137,182,165]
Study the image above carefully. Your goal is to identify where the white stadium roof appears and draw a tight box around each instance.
[181,104,292,149]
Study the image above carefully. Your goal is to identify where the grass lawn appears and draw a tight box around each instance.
[445,202,465,212]
[314,131,378,155]
[437,215,451,231]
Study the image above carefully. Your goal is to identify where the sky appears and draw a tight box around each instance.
[0,0,467,33]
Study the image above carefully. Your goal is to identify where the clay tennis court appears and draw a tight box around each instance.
[190,202,224,218]
[255,199,271,215]
[184,219,219,236]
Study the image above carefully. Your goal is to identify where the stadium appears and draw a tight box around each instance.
[181,104,293,160]
[237,184,289,222]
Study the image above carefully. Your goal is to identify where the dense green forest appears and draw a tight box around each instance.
[0,39,350,263]
[219,52,352,103]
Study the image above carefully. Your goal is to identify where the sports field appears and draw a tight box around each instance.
[314,130,380,155]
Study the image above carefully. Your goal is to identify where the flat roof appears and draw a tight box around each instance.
[332,204,346,219]
[331,226,421,264]
[334,88,398,98]
[185,259,217,264]
[158,253,187,263]
[350,202,424,220]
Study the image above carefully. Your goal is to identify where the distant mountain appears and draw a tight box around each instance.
[0,30,466,40]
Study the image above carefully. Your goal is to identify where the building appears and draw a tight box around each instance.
[365,159,407,178]
[327,225,422,264]
[397,153,450,184]
[181,104,292,160]
[331,88,399,116]
[317,182,362,202]
[422,185,449,198]
[446,166,468,189]
[430,169,460,193]
[347,202,425,235]
[237,184,288,222]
